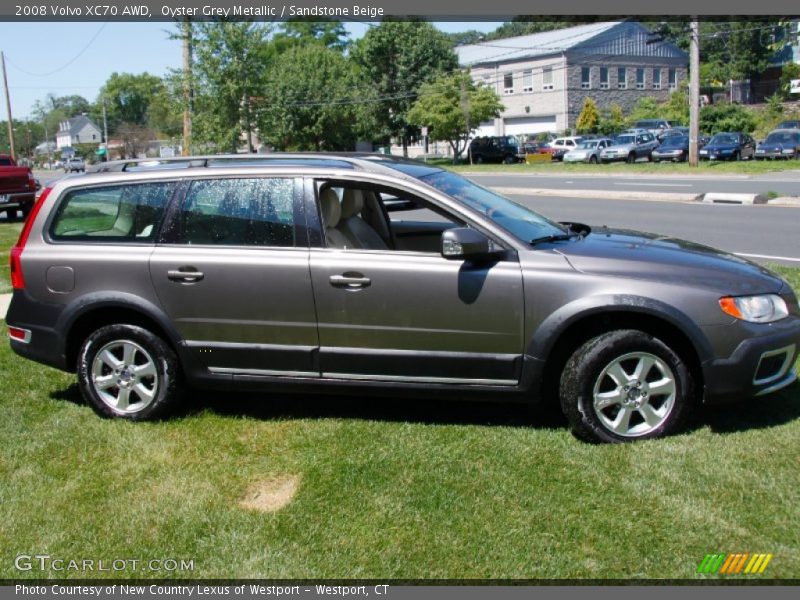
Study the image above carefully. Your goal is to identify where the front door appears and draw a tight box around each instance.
[308,182,525,384]
[150,176,319,376]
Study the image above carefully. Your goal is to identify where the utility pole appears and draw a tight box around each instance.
[102,99,109,161]
[181,19,193,157]
[1,51,16,160]
[689,19,700,167]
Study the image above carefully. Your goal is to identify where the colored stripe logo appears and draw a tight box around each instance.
[697,553,773,574]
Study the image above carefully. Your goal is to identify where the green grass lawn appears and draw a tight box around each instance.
[1,267,799,580]
[0,220,23,294]
[441,158,800,177]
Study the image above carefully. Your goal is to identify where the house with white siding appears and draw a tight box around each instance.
[456,21,688,137]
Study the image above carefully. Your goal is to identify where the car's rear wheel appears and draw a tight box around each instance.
[559,329,693,443]
[77,324,182,420]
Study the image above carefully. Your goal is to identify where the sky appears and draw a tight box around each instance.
[0,21,503,120]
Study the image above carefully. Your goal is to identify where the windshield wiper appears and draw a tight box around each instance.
[529,233,580,246]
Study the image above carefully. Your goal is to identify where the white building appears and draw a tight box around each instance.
[56,115,102,150]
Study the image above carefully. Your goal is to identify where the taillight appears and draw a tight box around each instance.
[9,187,50,290]
[27,171,36,190]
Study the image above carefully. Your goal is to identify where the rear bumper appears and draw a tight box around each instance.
[0,191,35,209]
[6,290,69,371]
[703,318,800,404]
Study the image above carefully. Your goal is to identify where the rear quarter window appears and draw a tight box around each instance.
[50,182,175,242]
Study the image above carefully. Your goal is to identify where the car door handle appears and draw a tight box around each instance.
[167,268,204,283]
[329,273,371,289]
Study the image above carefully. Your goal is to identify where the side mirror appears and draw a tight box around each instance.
[441,228,498,260]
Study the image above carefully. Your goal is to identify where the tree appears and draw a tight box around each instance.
[407,71,503,162]
[98,72,168,133]
[273,19,350,53]
[626,97,660,126]
[575,98,600,133]
[192,22,273,153]
[598,104,625,135]
[351,19,458,155]
[700,103,757,134]
[779,62,800,99]
[258,45,367,151]
[115,122,154,158]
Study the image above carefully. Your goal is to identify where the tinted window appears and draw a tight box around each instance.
[0,157,13,166]
[51,182,174,241]
[177,178,297,247]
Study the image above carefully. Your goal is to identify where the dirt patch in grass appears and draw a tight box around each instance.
[239,474,300,513]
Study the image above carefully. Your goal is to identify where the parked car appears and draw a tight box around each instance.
[599,132,659,163]
[651,135,690,162]
[563,138,614,164]
[7,154,800,443]
[468,136,521,164]
[0,153,37,219]
[775,120,800,130]
[63,157,86,173]
[547,136,584,161]
[755,129,800,160]
[699,133,756,161]
[634,119,672,139]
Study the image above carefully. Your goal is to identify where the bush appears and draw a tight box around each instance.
[699,103,757,134]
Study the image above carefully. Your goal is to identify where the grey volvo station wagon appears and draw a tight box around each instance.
[7,154,800,443]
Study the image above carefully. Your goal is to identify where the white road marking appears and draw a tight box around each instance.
[614,182,694,187]
[735,252,800,263]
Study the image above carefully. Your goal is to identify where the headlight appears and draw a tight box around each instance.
[699,149,708,154]
[782,148,794,154]
[719,294,789,323]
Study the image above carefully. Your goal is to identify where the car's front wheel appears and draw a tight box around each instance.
[77,324,182,420]
[559,329,693,443]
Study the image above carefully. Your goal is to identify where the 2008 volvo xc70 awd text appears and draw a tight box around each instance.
[7,154,800,443]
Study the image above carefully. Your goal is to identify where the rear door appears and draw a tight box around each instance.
[149,176,319,376]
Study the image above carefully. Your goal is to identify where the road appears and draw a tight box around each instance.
[506,193,800,266]
[469,171,800,196]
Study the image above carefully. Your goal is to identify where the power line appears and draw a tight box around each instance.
[4,23,108,77]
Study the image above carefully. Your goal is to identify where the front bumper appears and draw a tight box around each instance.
[703,318,800,404]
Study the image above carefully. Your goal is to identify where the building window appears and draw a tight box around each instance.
[668,68,677,90]
[522,69,533,92]
[618,67,627,89]
[653,69,662,90]
[581,67,591,89]
[543,66,554,90]
[600,67,609,89]
[636,68,645,89]
[503,72,514,94]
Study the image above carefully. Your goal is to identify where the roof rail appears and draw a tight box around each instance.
[87,153,405,174]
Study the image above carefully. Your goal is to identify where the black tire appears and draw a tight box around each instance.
[475,155,484,164]
[589,155,598,164]
[559,329,693,443]
[627,152,636,164]
[20,204,31,221]
[503,154,515,164]
[77,324,182,420]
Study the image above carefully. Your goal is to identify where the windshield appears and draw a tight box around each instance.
[614,135,636,145]
[710,134,738,145]
[579,141,598,149]
[765,132,800,144]
[420,170,564,243]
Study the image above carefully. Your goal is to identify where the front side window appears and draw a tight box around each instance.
[176,178,297,246]
[51,182,175,241]
[543,66,554,90]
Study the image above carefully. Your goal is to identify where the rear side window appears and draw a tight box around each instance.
[50,182,175,241]
[176,178,297,247]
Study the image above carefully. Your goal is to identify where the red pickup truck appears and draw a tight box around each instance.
[0,154,37,219]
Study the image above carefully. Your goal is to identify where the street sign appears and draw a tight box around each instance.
[95,147,107,156]
[791,79,800,94]
[421,126,429,136]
